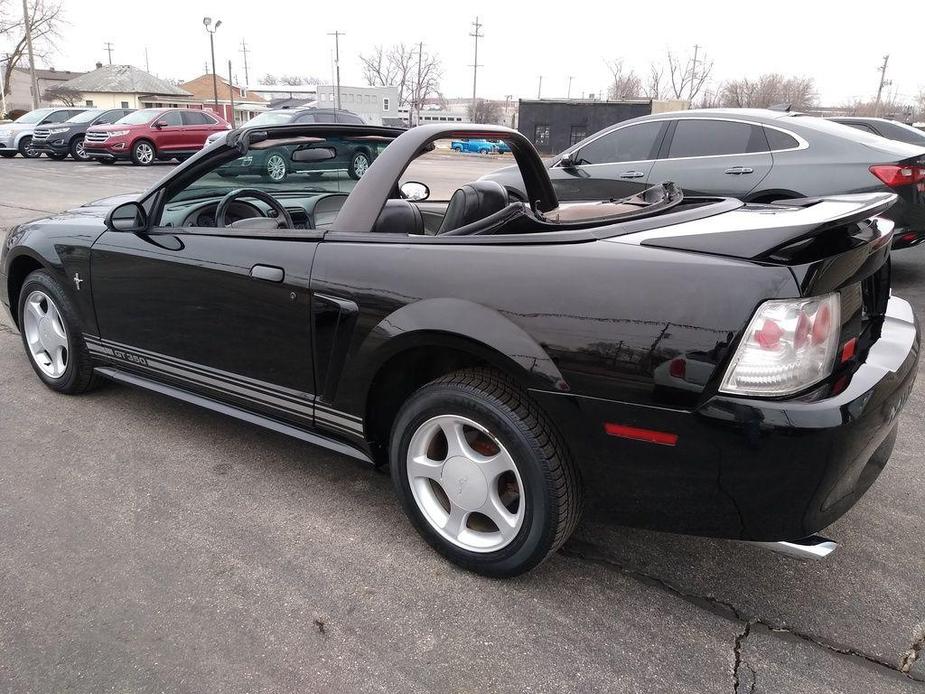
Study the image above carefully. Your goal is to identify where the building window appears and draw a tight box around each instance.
[85,99,94,107]
[534,124,551,148]
[383,97,390,112]
[120,101,129,109]
[569,126,587,146]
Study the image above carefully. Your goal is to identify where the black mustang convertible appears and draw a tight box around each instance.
[1,123,919,576]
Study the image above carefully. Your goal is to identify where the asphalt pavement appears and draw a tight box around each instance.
[0,157,923,693]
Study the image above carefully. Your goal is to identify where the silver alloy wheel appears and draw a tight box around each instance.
[266,153,286,181]
[23,138,38,158]
[74,138,87,159]
[22,290,69,379]
[135,142,154,164]
[352,152,369,177]
[407,414,525,553]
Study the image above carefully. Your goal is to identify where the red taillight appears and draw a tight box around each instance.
[669,358,686,379]
[869,164,925,187]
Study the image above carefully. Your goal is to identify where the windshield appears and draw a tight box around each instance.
[245,112,296,127]
[66,109,104,124]
[114,109,162,125]
[165,134,397,205]
[15,109,54,124]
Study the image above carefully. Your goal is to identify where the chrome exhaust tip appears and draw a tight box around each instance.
[750,534,838,560]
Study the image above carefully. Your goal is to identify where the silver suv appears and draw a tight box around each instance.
[0,107,88,158]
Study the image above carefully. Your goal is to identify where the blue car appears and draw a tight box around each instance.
[489,139,512,154]
[450,138,498,154]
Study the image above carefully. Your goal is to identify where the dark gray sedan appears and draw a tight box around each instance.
[483,108,925,248]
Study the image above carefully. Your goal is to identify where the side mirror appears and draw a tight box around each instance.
[559,152,577,169]
[154,119,169,128]
[291,146,336,163]
[400,181,430,202]
[105,201,148,233]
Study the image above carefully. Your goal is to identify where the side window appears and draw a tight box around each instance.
[182,111,213,125]
[43,110,73,124]
[764,127,800,151]
[574,121,665,165]
[667,120,767,158]
[96,111,117,125]
[160,111,183,126]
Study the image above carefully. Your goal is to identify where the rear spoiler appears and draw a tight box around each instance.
[636,192,897,261]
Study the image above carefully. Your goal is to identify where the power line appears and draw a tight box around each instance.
[469,16,483,107]
[103,42,114,65]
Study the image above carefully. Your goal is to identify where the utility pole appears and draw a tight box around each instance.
[327,30,344,110]
[103,42,115,65]
[203,17,222,112]
[469,16,483,107]
[688,44,700,103]
[240,39,250,86]
[1,54,8,117]
[567,76,574,99]
[415,41,423,127]
[144,46,150,73]
[227,59,235,127]
[537,75,543,99]
[874,54,891,117]
[22,0,39,109]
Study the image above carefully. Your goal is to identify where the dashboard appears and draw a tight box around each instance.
[160,192,351,231]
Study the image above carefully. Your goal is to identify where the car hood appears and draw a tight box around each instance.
[0,122,36,134]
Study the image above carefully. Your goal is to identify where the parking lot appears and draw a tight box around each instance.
[0,157,923,692]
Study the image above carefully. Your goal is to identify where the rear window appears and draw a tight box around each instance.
[668,120,767,158]
[182,111,215,125]
[764,127,800,151]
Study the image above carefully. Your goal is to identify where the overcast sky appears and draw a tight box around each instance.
[14,0,925,105]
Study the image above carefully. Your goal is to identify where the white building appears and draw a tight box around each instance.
[316,85,399,126]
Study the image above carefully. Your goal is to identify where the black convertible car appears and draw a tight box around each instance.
[1,123,918,576]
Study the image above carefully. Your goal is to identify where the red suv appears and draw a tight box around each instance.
[84,108,230,166]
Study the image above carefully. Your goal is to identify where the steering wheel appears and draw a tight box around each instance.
[214,188,294,229]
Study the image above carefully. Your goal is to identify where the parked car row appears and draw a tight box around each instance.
[484,108,925,250]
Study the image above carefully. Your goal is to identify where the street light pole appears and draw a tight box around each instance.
[327,31,344,110]
[21,0,39,109]
[203,17,222,114]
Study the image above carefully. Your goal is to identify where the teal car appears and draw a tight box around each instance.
[450,138,498,154]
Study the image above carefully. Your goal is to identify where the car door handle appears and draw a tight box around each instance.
[619,170,646,179]
[724,166,754,175]
[250,265,284,282]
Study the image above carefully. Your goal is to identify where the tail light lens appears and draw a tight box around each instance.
[869,164,925,187]
[720,293,841,397]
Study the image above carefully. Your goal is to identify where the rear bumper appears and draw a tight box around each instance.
[534,295,919,541]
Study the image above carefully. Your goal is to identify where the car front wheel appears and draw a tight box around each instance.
[390,368,581,577]
[17,270,98,394]
[18,136,40,158]
[131,140,156,166]
[70,136,89,161]
[263,152,288,182]
[348,151,370,179]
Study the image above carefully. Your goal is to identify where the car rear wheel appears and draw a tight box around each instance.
[479,148,489,154]
[452,145,463,153]
[131,140,156,166]
[17,270,98,395]
[262,152,288,182]
[390,368,581,577]
[348,151,370,180]
[70,136,89,161]
[18,136,40,158]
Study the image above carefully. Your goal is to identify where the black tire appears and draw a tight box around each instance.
[390,368,581,577]
[348,150,371,180]
[130,139,156,166]
[18,136,40,158]
[70,136,89,161]
[47,152,68,160]
[16,270,99,395]
[0,152,16,158]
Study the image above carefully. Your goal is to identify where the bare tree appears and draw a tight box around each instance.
[260,73,277,85]
[279,75,304,86]
[466,98,502,124]
[841,96,916,121]
[1,0,64,101]
[719,74,816,109]
[359,43,442,119]
[605,59,642,99]
[42,83,80,105]
[645,62,665,99]
[665,47,713,102]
